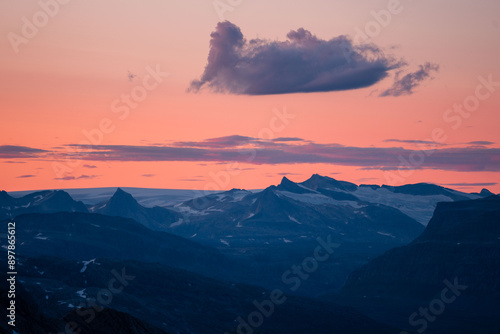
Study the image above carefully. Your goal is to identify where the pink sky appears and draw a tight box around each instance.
[1,0,499,193]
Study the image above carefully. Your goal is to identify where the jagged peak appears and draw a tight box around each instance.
[277,177,313,194]
[110,188,137,203]
[279,176,294,185]
[228,188,249,193]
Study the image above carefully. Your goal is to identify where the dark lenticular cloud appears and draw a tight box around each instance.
[189,21,404,95]
[384,139,445,145]
[54,174,99,181]
[467,141,495,146]
[379,62,439,97]
[272,137,305,142]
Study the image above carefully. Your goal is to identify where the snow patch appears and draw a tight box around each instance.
[230,191,250,202]
[80,259,96,273]
[33,195,44,203]
[176,205,210,216]
[170,218,184,227]
[352,187,467,224]
[76,289,87,299]
[277,190,362,208]
[377,231,395,238]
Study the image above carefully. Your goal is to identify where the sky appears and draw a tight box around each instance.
[1,0,499,193]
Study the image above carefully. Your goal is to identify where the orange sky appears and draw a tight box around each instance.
[1,0,499,193]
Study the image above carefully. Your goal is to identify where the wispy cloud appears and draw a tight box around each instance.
[189,21,405,95]
[174,135,256,148]
[54,174,99,181]
[272,137,305,142]
[380,62,439,97]
[142,174,156,178]
[358,166,417,171]
[83,164,98,169]
[77,174,99,180]
[16,174,36,178]
[178,178,204,182]
[384,139,444,146]
[54,176,75,181]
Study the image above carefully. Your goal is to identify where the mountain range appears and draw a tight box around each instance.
[1,174,499,333]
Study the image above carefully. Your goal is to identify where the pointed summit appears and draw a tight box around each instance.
[113,187,128,196]
[279,176,293,186]
[277,176,313,194]
[108,188,139,208]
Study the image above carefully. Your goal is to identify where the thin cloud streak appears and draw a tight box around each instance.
[384,139,445,146]
[57,136,500,172]
[0,145,47,159]
[467,141,495,146]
